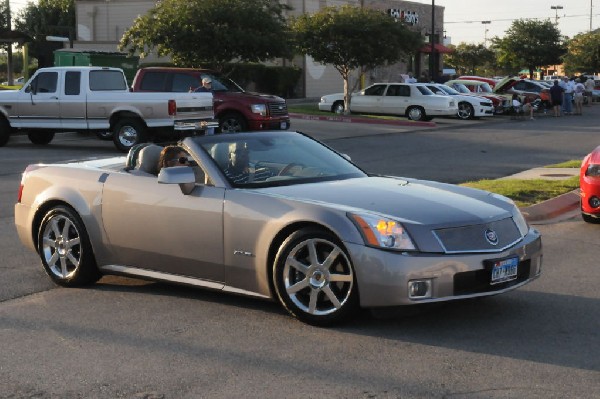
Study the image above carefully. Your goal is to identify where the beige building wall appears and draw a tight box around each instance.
[73,0,445,97]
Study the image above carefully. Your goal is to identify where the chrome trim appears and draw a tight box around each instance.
[99,264,270,299]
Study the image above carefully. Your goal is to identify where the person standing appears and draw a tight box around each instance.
[573,78,586,115]
[560,76,575,115]
[549,80,563,117]
[194,77,216,135]
[584,76,595,106]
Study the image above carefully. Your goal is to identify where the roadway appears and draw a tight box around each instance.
[0,111,598,398]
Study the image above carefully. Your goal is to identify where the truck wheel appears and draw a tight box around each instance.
[220,113,247,133]
[0,118,11,147]
[28,132,55,145]
[113,118,146,152]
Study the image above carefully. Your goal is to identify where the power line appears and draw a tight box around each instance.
[446,13,600,24]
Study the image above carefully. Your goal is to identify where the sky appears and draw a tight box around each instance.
[414,0,597,45]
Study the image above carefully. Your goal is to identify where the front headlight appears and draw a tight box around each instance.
[586,164,600,176]
[349,213,416,251]
[250,104,267,116]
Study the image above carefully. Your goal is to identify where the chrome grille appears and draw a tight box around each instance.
[433,217,523,254]
[268,102,288,117]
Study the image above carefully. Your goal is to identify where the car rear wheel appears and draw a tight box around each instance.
[37,206,101,287]
[28,132,55,145]
[457,102,474,120]
[220,112,247,133]
[273,227,358,326]
[407,106,426,121]
[113,118,147,153]
[332,101,345,114]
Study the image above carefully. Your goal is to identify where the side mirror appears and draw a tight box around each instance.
[158,166,196,195]
[30,78,38,95]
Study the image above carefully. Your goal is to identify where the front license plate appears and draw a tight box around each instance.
[490,257,518,285]
[280,121,288,129]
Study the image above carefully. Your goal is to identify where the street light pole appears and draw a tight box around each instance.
[482,21,491,47]
[430,0,435,82]
[550,5,563,25]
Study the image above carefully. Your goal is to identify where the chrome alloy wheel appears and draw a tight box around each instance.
[41,214,81,279]
[282,238,354,316]
[117,125,138,148]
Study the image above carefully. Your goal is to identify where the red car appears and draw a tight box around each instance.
[580,145,600,223]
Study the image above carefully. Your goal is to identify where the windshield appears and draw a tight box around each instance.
[439,85,459,95]
[451,83,471,94]
[196,133,367,188]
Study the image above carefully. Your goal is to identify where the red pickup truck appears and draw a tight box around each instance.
[131,67,290,133]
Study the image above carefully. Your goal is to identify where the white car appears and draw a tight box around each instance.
[318,83,458,121]
[424,83,494,120]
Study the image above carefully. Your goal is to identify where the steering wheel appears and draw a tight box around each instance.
[279,163,304,176]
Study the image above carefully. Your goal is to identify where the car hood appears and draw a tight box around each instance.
[257,176,514,227]
[215,91,285,103]
[494,77,519,93]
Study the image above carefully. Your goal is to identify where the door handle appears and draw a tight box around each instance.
[50,96,58,100]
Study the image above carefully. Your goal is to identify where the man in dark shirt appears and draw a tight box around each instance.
[549,80,563,117]
[223,142,273,184]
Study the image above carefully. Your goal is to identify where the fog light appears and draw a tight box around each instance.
[589,196,600,208]
[408,279,432,299]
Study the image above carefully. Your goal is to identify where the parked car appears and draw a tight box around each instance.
[580,145,600,223]
[132,67,290,133]
[458,76,498,88]
[318,83,458,121]
[445,79,509,113]
[0,67,216,151]
[494,77,551,108]
[15,131,542,326]
[424,83,494,120]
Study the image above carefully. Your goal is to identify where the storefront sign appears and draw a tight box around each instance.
[388,9,419,25]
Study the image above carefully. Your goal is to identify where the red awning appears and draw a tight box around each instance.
[419,43,454,54]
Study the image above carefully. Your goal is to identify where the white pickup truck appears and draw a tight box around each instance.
[0,66,217,152]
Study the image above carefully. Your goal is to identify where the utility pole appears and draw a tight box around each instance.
[430,0,435,82]
[550,5,563,25]
[591,0,593,31]
[5,0,13,86]
[482,21,491,47]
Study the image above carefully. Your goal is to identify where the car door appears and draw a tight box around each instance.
[100,172,226,282]
[350,84,387,113]
[59,70,87,130]
[16,71,61,129]
[381,84,411,115]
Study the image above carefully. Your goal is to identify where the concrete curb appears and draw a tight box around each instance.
[288,113,436,128]
[520,189,580,222]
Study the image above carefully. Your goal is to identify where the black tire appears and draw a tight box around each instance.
[272,227,359,326]
[219,112,247,133]
[28,132,55,145]
[407,106,426,121]
[457,102,474,120]
[332,101,345,114]
[0,118,11,147]
[112,118,147,152]
[37,206,101,287]
[96,131,114,141]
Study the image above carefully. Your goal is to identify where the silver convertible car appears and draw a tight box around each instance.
[15,131,542,326]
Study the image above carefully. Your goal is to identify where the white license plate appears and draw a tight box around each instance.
[490,257,518,285]
[280,121,288,129]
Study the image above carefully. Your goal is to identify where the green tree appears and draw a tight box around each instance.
[563,30,600,74]
[14,0,75,68]
[445,43,495,75]
[291,5,422,113]
[492,19,565,78]
[119,0,291,72]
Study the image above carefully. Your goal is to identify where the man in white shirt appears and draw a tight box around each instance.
[584,77,595,106]
[560,77,575,115]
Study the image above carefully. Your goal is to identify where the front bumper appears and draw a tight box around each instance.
[346,228,542,308]
[174,119,220,131]
[248,117,291,131]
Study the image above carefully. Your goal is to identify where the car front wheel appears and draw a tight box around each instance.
[457,102,475,120]
[28,132,55,145]
[273,227,358,326]
[332,101,345,114]
[220,112,247,133]
[37,206,101,287]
